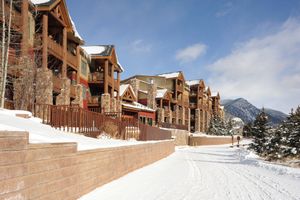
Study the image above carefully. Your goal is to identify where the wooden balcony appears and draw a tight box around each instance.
[67,51,78,69]
[114,79,120,90]
[89,72,104,83]
[190,92,197,96]
[88,96,100,106]
[48,36,63,59]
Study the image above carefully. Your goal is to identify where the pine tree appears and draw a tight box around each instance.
[207,115,230,135]
[243,122,252,137]
[284,106,300,158]
[249,109,269,155]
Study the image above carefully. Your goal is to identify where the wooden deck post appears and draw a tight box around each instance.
[42,14,48,69]
[62,27,67,78]
[104,60,108,94]
[21,0,29,56]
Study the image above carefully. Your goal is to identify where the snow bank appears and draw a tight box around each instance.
[0,109,148,151]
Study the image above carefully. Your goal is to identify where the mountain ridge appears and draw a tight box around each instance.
[221,98,287,124]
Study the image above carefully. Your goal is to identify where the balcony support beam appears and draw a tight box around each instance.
[42,14,48,70]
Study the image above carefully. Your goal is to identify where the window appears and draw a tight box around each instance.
[81,60,88,76]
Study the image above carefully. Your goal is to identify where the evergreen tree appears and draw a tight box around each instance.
[207,115,230,135]
[243,122,252,137]
[283,106,300,158]
[249,108,269,155]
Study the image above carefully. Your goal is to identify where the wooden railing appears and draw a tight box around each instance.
[27,104,172,141]
[48,36,63,58]
[67,52,78,69]
[89,72,104,82]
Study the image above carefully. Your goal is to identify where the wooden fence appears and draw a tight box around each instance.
[26,104,171,141]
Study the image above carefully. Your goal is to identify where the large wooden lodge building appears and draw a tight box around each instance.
[1,0,224,132]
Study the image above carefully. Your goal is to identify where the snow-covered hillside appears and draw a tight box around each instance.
[222,98,287,124]
[80,143,300,200]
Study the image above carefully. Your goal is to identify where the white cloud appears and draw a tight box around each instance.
[207,17,300,113]
[176,43,207,63]
[216,2,233,18]
[130,39,152,53]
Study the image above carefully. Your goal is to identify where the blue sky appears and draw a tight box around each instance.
[66,0,300,113]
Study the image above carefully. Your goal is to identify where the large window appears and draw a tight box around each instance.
[81,60,88,76]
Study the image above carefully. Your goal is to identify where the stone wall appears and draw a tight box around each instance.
[147,83,157,109]
[56,78,71,105]
[189,135,242,146]
[0,131,174,200]
[166,128,190,146]
[35,68,53,105]
[101,93,110,113]
[71,84,83,107]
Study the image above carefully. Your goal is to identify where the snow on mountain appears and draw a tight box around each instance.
[221,98,287,125]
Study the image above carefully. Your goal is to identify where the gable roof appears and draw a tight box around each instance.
[186,79,203,86]
[119,84,137,100]
[157,71,181,79]
[156,89,168,99]
[31,0,55,6]
[82,45,114,57]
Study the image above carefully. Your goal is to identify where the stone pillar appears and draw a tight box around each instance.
[71,84,83,107]
[187,108,191,132]
[175,105,179,124]
[182,106,186,125]
[157,108,165,123]
[56,78,70,105]
[169,110,173,124]
[101,93,110,113]
[36,68,53,120]
[147,83,157,109]
[195,109,201,132]
[130,78,140,100]
[111,98,117,112]
[36,68,53,105]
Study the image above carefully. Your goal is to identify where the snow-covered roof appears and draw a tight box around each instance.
[122,102,155,112]
[120,84,137,100]
[139,90,148,94]
[211,92,219,97]
[186,80,200,86]
[69,15,83,41]
[31,0,52,5]
[156,89,168,99]
[157,72,180,79]
[81,46,106,55]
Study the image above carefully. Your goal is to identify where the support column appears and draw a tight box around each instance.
[187,108,191,132]
[21,0,29,56]
[77,46,81,84]
[117,72,120,100]
[111,65,115,97]
[62,28,67,78]
[195,109,200,132]
[104,60,108,94]
[42,15,48,70]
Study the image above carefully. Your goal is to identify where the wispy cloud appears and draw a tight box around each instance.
[207,17,300,113]
[176,43,207,63]
[216,2,233,18]
[130,39,152,53]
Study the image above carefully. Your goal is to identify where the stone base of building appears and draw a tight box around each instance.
[56,78,70,105]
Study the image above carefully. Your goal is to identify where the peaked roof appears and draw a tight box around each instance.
[82,45,114,57]
[157,71,181,79]
[82,45,124,72]
[156,89,168,99]
[186,79,203,86]
[31,0,55,6]
[119,84,136,100]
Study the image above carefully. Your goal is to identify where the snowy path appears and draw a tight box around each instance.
[80,145,300,200]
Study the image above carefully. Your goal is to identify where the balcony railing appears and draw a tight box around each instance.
[67,51,78,69]
[48,36,63,59]
[89,72,104,82]
[88,96,100,105]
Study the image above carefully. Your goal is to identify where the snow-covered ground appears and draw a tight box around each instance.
[0,109,147,151]
[80,143,300,200]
